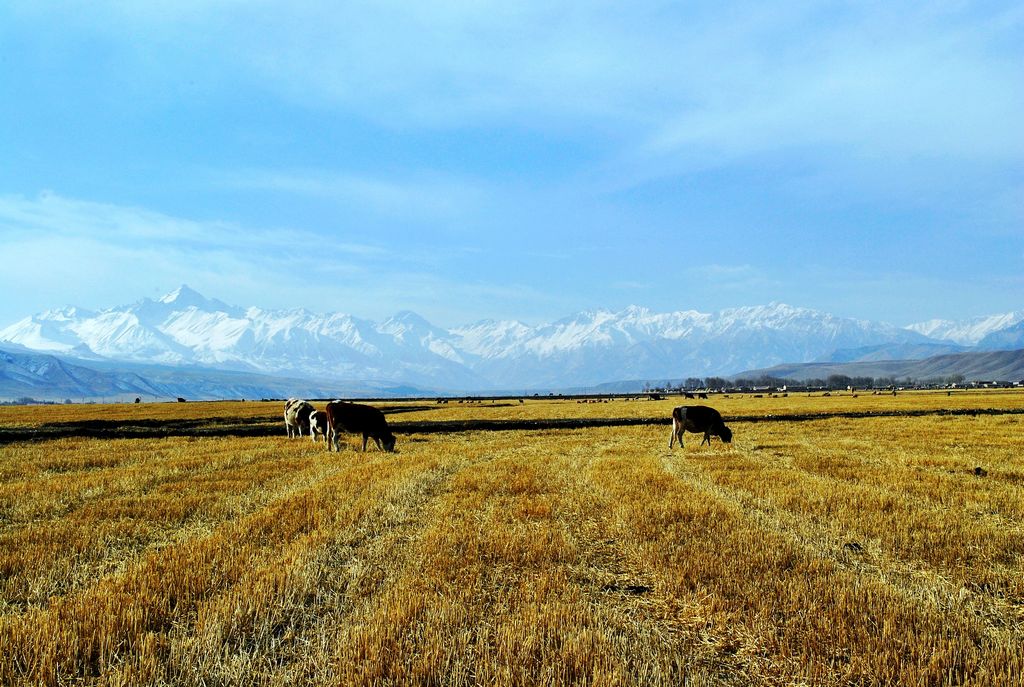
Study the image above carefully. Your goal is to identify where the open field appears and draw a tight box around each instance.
[1,392,1023,685]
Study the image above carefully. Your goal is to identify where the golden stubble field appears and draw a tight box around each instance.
[1,391,1022,686]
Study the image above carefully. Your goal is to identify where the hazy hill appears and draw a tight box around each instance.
[0,344,434,402]
[734,349,1024,384]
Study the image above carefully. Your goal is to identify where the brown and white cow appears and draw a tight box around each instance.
[669,405,733,448]
[325,400,396,452]
[284,398,315,438]
[309,409,329,445]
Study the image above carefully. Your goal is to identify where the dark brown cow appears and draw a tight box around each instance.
[284,398,315,438]
[669,405,732,448]
[325,401,396,452]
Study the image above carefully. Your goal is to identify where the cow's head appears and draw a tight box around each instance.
[381,432,397,452]
[718,425,733,443]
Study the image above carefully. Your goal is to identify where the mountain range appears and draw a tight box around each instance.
[1,285,1022,399]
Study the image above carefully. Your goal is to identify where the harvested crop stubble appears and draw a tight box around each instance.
[0,396,1021,685]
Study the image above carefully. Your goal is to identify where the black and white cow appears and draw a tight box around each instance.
[309,409,329,446]
[284,398,315,438]
[669,405,733,448]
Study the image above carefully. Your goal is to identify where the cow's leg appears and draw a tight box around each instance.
[671,420,686,448]
[361,434,369,452]
[702,432,711,446]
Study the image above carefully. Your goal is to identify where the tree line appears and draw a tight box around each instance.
[646,373,971,393]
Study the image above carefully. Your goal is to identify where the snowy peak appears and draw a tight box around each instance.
[159,284,206,307]
[154,284,239,315]
[40,305,96,321]
[379,311,448,341]
[906,311,1024,346]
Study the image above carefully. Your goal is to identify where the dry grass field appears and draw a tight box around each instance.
[1,391,1022,686]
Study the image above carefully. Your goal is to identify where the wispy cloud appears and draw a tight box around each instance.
[0,191,383,257]
[0,192,390,320]
[216,168,483,220]
[28,1,1020,151]
[0,191,556,327]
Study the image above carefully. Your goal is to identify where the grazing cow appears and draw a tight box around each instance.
[684,391,695,399]
[325,401,396,452]
[308,409,329,445]
[669,405,733,448]
[697,392,708,399]
[284,398,315,438]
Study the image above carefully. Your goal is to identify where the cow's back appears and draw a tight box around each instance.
[325,401,386,433]
[674,404,722,432]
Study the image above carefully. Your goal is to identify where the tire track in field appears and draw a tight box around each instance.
[555,449,753,686]
[315,444,546,685]
[123,450,467,686]
[0,444,340,614]
[678,428,1024,606]
[317,437,749,686]
[658,448,1024,645]
[0,449,461,686]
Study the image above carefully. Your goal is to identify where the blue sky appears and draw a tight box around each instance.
[1,1,1021,328]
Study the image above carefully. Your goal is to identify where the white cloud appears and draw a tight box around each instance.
[0,191,557,328]
[215,168,484,220]
[0,192,388,322]
[0,191,383,255]
[7,2,1021,159]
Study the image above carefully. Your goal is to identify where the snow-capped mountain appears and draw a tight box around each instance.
[452,303,932,387]
[906,311,1024,346]
[0,286,485,389]
[1,286,1015,391]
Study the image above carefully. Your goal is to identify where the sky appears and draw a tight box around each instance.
[1,1,1022,329]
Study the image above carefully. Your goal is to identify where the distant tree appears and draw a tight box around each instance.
[705,377,728,391]
[684,377,703,390]
[827,375,853,390]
